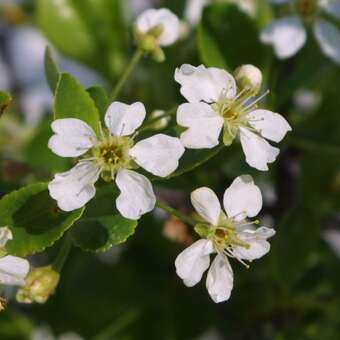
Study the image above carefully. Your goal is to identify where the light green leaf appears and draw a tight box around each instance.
[0,183,84,256]
[54,73,101,134]
[44,47,60,93]
[36,0,95,61]
[0,91,12,116]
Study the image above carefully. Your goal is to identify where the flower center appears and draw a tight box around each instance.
[295,0,319,19]
[92,135,135,181]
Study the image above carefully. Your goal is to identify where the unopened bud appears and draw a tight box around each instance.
[16,266,60,304]
[148,110,170,130]
[234,64,262,96]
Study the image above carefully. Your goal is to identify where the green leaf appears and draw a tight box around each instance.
[87,86,109,119]
[36,0,95,61]
[198,4,264,70]
[24,117,70,172]
[72,185,138,252]
[169,145,224,178]
[54,73,101,134]
[0,91,12,116]
[0,183,84,256]
[44,47,60,93]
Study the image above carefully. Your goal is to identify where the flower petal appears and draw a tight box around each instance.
[0,227,12,248]
[184,0,209,26]
[260,16,306,59]
[239,127,280,171]
[48,161,100,211]
[233,227,276,260]
[223,175,262,221]
[136,8,180,46]
[48,118,97,157]
[191,187,221,225]
[0,255,30,286]
[206,254,233,303]
[115,169,156,220]
[320,0,340,19]
[175,64,236,103]
[247,109,292,143]
[104,101,146,136]
[314,19,340,64]
[177,102,224,149]
[129,134,185,177]
[175,239,214,287]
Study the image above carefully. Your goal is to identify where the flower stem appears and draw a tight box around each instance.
[111,48,144,101]
[156,200,196,226]
[52,232,73,273]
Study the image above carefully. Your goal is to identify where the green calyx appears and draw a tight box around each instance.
[16,266,60,304]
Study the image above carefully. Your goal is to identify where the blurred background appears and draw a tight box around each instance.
[1,0,340,339]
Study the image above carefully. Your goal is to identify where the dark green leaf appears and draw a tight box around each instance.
[87,86,109,119]
[0,91,12,116]
[198,4,265,70]
[0,183,84,256]
[54,73,101,134]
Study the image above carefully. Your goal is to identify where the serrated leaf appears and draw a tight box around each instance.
[44,47,60,93]
[0,183,84,256]
[87,86,109,119]
[37,0,95,61]
[198,4,264,70]
[54,73,101,134]
[71,185,138,252]
[0,91,12,116]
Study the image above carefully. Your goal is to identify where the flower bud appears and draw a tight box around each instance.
[148,110,170,130]
[16,266,60,304]
[234,64,262,96]
[0,297,7,311]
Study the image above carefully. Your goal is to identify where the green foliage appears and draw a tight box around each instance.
[0,91,12,116]
[198,4,265,70]
[54,73,101,134]
[0,183,84,256]
[44,47,60,93]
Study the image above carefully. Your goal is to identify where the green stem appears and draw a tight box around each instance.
[156,201,196,226]
[111,48,144,101]
[52,233,73,272]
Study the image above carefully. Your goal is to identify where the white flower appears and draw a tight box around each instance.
[175,64,291,171]
[0,227,30,286]
[48,102,185,220]
[261,0,340,63]
[175,175,275,303]
[136,8,180,46]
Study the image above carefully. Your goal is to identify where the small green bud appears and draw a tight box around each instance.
[148,24,164,39]
[234,64,263,96]
[151,46,165,63]
[16,266,60,304]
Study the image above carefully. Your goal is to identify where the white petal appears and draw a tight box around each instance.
[136,8,180,46]
[104,102,146,136]
[174,64,236,103]
[233,227,276,260]
[175,239,214,287]
[239,127,280,171]
[320,0,340,19]
[247,109,292,143]
[260,16,306,59]
[0,227,12,247]
[129,134,185,177]
[0,255,30,286]
[48,161,100,211]
[223,175,262,221]
[115,169,156,220]
[191,187,221,225]
[48,119,97,157]
[314,19,340,64]
[206,254,233,303]
[177,103,224,149]
[184,0,209,26]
